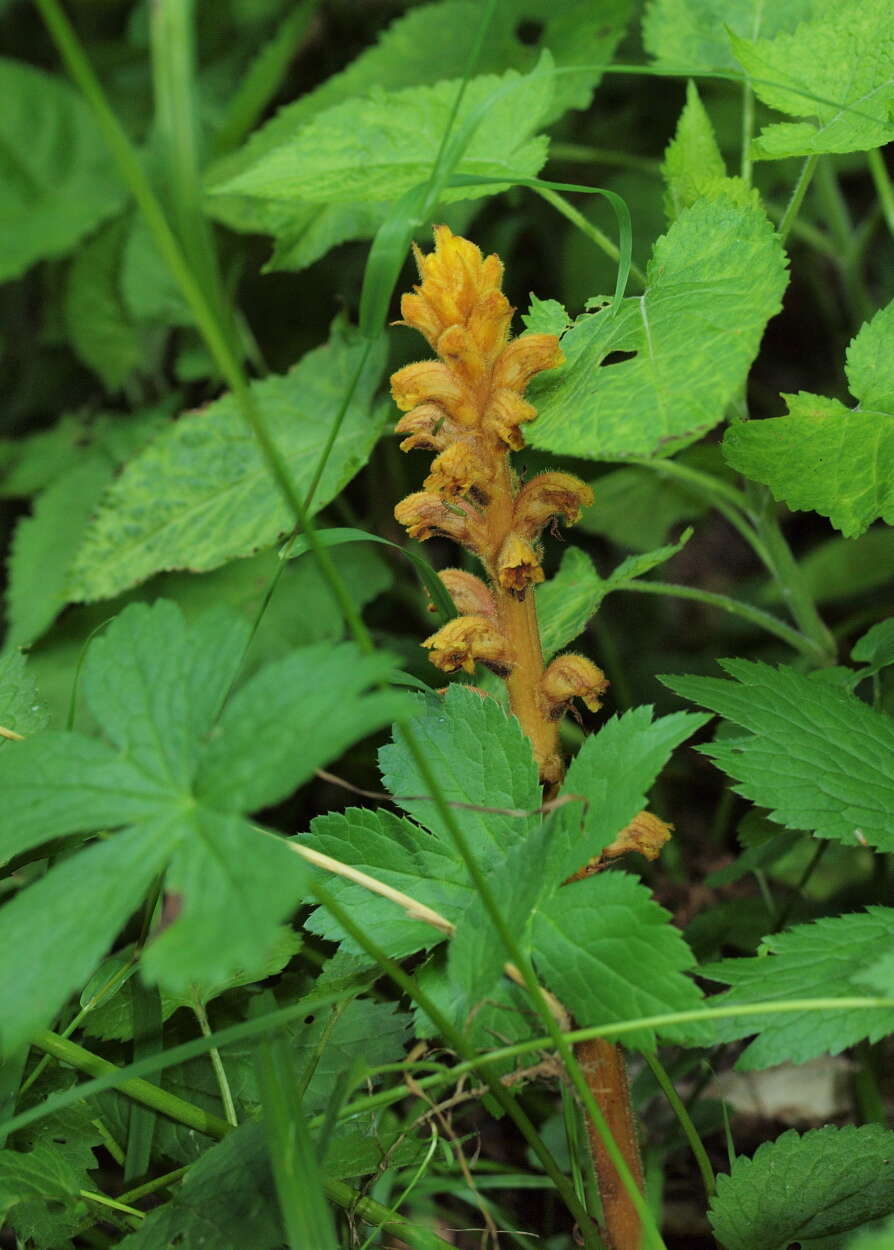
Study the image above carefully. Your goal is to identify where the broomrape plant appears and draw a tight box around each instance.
[3,1,894,1249]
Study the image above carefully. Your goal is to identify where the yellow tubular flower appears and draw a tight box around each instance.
[514,472,594,537]
[540,654,609,720]
[423,615,513,677]
[437,569,497,619]
[497,534,545,599]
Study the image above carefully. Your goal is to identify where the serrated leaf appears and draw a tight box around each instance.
[68,327,386,602]
[64,217,141,388]
[702,908,894,1068]
[662,81,727,220]
[642,0,820,71]
[0,58,125,282]
[528,195,787,459]
[664,659,894,850]
[710,1125,894,1249]
[215,61,553,207]
[302,807,472,959]
[724,301,894,536]
[0,601,404,1053]
[851,619,894,676]
[532,871,706,1049]
[0,651,48,745]
[732,0,894,160]
[547,705,709,884]
[379,685,542,870]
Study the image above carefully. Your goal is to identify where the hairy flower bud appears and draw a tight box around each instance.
[391,361,477,426]
[492,333,564,393]
[514,472,594,536]
[541,654,609,720]
[603,811,673,863]
[398,225,506,353]
[394,491,474,545]
[496,533,545,599]
[437,569,496,619]
[483,389,538,450]
[424,440,491,500]
[436,324,488,390]
[395,403,454,453]
[423,614,513,677]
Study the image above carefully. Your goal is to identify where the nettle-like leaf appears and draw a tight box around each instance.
[64,217,142,390]
[665,659,894,851]
[701,908,894,1068]
[304,686,707,1047]
[724,300,894,537]
[527,194,787,460]
[642,0,819,71]
[536,532,692,659]
[0,58,126,282]
[709,1125,894,1250]
[731,0,894,159]
[0,651,48,745]
[207,1,630,269]
[214,59,554,208]
[68,325,385,602]
[662,81,728,221]
[0,600,405,1056]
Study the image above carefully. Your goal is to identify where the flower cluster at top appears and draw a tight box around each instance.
[390,225,607,728]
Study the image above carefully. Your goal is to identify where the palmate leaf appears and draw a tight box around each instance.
[724,300,894,536]
[664,659,894,850]
[0,600,406,1055]
[709,1125,894,1250]
[215,59,554,208]
[0,59,126,282]
[308,686,707,1048]
[732,0,894,159]
[68,324,386,602]
[527,194,787,460]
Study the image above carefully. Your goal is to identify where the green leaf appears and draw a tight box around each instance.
[379,685,542,870]
[536,532,692,659]
[724,301,894,536]
[528,195,787,459]
[547,705,709,884]
[0,1141,85,1234]
[0,58,126,282]
[852,619,894,676]
[532,871,706,1049]
[195,643,405,811]
[0,600,404,1051]
[215,61,554,207]
[302,808,472,960]
[118,1122,283,1250]
[0,651,48,745]
[64,217,141,389]
[579,465,707,551]
[709,1125,894,1249]
[642,0,818,70]
[732,0,894,160]
[700,908,894,1068]
[847,1215,894,1250]
[664,659,894,851]
[68,326,386,602]
[121,214,193,327]
[662,81,727,220]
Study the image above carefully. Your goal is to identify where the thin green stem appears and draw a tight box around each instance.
[763,200,837,257]
[777,156,819,244]
[118,1165,189,1205]
[193,1001,238,1128]
[622,454,756,516]
[79,1190,143,1223]
[615,578,826,661]
[311,881,604,1250]
[815,156,873,325]
[643,1053,714,1200]
[549,142,661,175]
[855,1040,887,1126]
[536,185,647,288]
[772,839,829,934]
[741,79,754,186]
[30,1030,232,1139]
[867,148,894,241]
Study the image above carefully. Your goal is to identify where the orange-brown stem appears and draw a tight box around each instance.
[576,1039,646,1250]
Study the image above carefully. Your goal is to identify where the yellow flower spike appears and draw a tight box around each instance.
[390,360,477,425]
[436,324,488,390]
[541,653,609,720]
[394,490,476,546]
[437,569,497,619]
[424,441,491,500]
[514,472,594,537]
[394,403,454,453]
[497,533,545,599]
[423,614,513,677]
[483,389,538,450]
